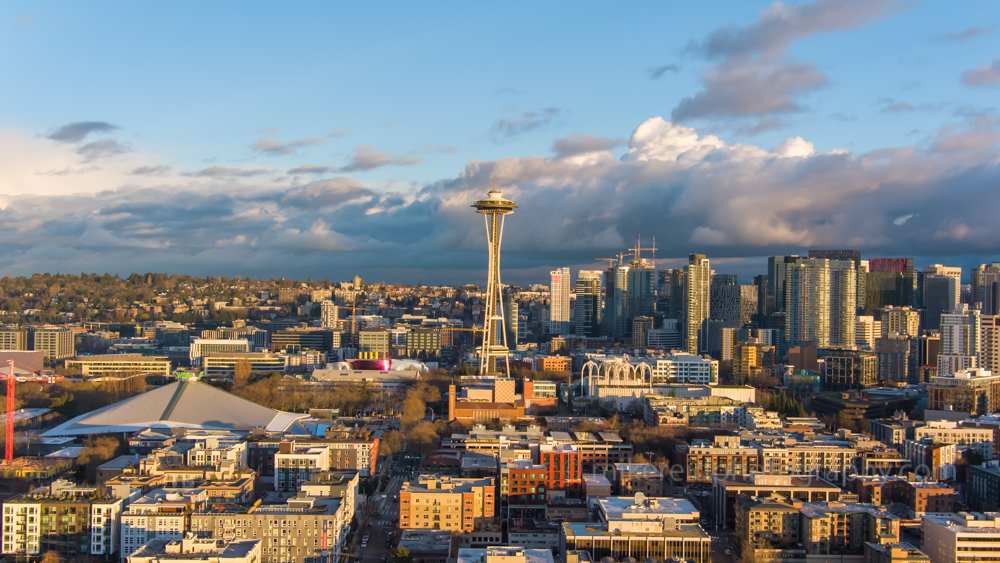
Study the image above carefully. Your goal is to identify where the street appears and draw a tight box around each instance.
[350,458,409,563]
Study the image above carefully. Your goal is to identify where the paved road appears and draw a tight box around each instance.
[710,532,736,563]
[351,460,408,563]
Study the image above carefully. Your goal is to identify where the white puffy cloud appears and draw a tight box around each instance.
[2,115,1000,283]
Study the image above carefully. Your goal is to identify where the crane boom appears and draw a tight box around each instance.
[3,360,64,464]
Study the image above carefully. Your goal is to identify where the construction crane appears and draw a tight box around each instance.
[630,234,658,263]
[2,360,63,464]
[595,251,631,270]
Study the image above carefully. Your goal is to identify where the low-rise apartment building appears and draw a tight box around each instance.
[399,475,497,532]
[190,496,348,563]
[1,480,125,561]
[682,436,759,483]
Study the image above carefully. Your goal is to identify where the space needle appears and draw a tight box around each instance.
[472,183,517,376]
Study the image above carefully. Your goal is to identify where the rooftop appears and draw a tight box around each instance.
[128,535,260,560]
[508,519,561,534]
[456,547,552,563]
[562,522,710,539]
[403,475,494,494]
[599,495,699,518]
[398,529,453,553]
[714,474,841,490]
[42,380,306,436]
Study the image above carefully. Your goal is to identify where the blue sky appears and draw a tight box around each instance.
[1,1,999,284]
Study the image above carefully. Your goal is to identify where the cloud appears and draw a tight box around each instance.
[196,166,270,177]
[77,139,130,161]
[328,129,352,138]
[14,14,34,28]
[648,65,680,79]
[6,114,1000,284]
[490,108,561,141]
[881,102,915,113]
[252,136,326,155]
[688,0,903,60]
[962,59,1000,88]
[676,0,903,126]
[551,134,626,160]
[828,112,857,122]
[47,121,119,143]
[935,25,997,43]
[287,164,333,175]
[673,59,827,122]
[338,145,423,172]
[130,165,173,176]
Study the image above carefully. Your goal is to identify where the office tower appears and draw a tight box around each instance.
[785,259,829,348]
[938,306,981,376]
[574,271,603,337]
[876,333,917,384]
[708,274,739,357]
[881,306,920,338]
[858,260,868,311]
[924,275,960,331]
[711,275,739,324]
[549,267,571,336]
[627,260,656,329]
[766,256,801,316]
[472,187,517,376]
[320,300,338,330]
[829,261,857,347]
[632,316,653,348]
[738,285,759,327]
[856,316,879,349]
[784,259,855,348]
[866,258,917,314]
[684,254,712,354]
[502,296,519,347]
[971,263,1000,311]
[752,276,768,325]
[648,319,682,350]
[923,264,962,306]
[981,315,1000,376]
[660,269,685,322]
[607,265,630,339]
[809,249,864,312]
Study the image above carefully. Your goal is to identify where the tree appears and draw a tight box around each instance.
[393,546,414,563]
[234,358,253,388]
[42,551,60,563]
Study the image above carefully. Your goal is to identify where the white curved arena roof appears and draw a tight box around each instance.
[42,380,306,437]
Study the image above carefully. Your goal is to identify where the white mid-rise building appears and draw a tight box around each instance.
[189,339,251,366]
[924,512,1000,563]
[121,488,209,557]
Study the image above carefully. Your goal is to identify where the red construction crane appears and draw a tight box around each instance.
[2,360,63,464]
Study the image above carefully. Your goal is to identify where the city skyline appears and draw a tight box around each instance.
[2,2,1000,284]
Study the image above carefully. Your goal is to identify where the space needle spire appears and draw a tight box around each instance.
[471,179,517,376]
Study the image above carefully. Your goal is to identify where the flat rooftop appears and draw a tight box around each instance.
[128,537,260,559]
[398,530,453,552]
[562,522,709,539]
[599,496,699,518]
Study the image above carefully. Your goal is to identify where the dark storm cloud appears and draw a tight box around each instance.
[7,115,1000,284]
[47,121,119,143]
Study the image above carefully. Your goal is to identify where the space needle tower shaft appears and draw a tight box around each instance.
[472,183,517,376]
